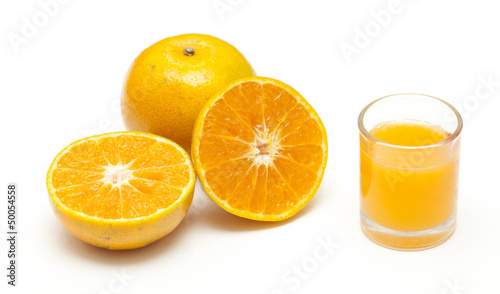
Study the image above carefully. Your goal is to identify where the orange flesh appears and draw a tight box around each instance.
[198,81,326,216]
[360,120,458,231]
[51,135,191,219]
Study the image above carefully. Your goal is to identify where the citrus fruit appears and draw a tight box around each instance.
[192,76,328,221]
[121,33,255,151]
[46,132,195,250]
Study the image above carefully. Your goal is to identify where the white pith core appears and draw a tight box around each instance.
[252,135,278,166]
[103,164,133,187]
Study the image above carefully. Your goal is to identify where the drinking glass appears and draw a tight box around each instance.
[358,93,463,251]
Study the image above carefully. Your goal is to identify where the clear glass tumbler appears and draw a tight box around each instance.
[358,93,463,251]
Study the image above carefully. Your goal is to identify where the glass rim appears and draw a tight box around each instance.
[358,93,463,149]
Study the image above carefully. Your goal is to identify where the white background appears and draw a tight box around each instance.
[1,0,499,293]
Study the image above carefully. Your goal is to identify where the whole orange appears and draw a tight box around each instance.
[121,34,255,150]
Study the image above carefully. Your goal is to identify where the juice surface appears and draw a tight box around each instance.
[370,120,449,146]
[360,120,458,232]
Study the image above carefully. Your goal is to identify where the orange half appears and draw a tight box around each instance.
[46,132,195,249]
[192,77,328,221]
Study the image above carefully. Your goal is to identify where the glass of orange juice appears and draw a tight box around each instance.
[358,93,463,251]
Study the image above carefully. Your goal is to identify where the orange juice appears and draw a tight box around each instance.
[360,120,459,232]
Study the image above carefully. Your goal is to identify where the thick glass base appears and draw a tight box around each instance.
[360,211,456,251]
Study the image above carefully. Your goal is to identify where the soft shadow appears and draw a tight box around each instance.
[57,216,193,266]
[297,186,328,215]
[199,186,327,232]
[57,185,329,263]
